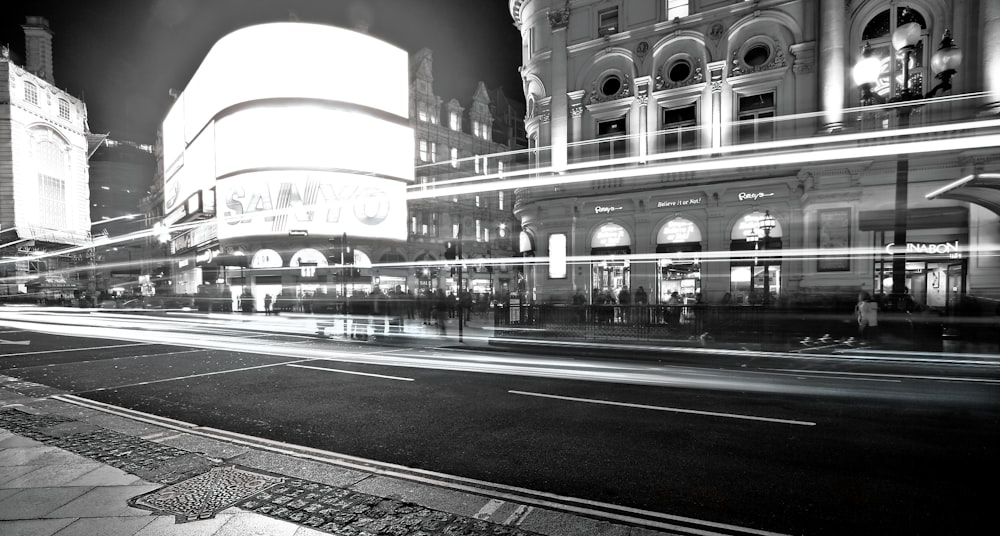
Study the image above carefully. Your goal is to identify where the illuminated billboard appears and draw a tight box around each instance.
[159,22,413,242]
[218,170,407,241]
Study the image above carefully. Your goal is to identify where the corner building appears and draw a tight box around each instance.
[508,0,1000,311]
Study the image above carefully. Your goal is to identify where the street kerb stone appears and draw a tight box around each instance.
[128,465,286,523]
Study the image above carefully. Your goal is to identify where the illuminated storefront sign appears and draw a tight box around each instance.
[585,199,634,215]
[732,212,784,239]
[657,218,702,244]
[655,196,704,209]
[737,191,776,202]
[251,249,283,269]
[884,241,961,257]
[549,234,567,279]
[591,223,630,248]
[218,170,405,241]
[290,248,329,268]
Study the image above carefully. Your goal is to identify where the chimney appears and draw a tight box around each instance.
[22,16,55,84]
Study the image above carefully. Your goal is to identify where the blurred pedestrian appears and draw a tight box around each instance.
[856,291,879,342]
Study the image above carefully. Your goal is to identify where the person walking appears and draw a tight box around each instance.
[856,291,879,342]
[263,293,272,315]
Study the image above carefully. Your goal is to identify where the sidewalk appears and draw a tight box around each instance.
[0,375,672,536]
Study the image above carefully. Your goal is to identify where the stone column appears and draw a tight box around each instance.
[819,0,846,131]
[635,76,651,163]
[568,90,585,165]
[983,0,1000,114]
[708,61,726,149]
[549,4,570,170]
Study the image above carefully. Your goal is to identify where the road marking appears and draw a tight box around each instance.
[0,342,152,357]
[286,364,414,382]
[503,504,534,526]
[509,390,816,426]
[475,498,505,520]
[73,358,315,394]
[0,339,30,345]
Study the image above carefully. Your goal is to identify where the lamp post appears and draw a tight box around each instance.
[853,19,962,310]
[759,210,776,306]
[745,228,759,303]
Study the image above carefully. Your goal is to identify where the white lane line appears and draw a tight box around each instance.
[763,368,1000,384]
[475,498,505,520]
[74,358,314,394]
[0,342,153,357]
[503,504,534,526]
[509,390,816,426]
[286,364,414,382]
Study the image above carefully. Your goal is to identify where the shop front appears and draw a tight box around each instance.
[730,211,783,305]
[861,207,969,313]
[590,222,631,303]
[655,216,703,303]
[874,239,966,312]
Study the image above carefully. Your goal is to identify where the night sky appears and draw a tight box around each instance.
[1,0,524,144]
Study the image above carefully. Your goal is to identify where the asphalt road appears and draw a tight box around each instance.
[1,308,998,535]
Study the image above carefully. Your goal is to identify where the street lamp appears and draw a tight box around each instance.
[853,20,962,310]
[759,210,776,307]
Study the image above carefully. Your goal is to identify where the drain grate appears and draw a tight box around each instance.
[130,465,285,523]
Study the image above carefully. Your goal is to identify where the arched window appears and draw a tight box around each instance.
[859,6,929,102]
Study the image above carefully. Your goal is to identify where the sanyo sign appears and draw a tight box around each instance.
[885,240,961,258]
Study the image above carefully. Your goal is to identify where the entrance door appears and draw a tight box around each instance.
[945,262,966,313]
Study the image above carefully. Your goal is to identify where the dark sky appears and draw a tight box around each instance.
[1,0,523,144]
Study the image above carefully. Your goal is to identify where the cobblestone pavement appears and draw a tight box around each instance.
[0,405,546,535]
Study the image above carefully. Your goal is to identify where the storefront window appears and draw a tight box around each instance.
[590,223,631,303]
[730,211,783,304]
[656,217,702,302]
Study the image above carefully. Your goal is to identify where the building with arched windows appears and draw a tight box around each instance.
[0,17,94,298]
[508,0,1000,312]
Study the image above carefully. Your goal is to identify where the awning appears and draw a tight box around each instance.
[859,206,968,231]
[925,173,1000,216]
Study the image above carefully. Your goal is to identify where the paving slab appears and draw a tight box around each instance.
[0,518,76,536]
[0,487,93,520]
[1,462,104,488]
[46,484,162,518]
[50,515,156,536]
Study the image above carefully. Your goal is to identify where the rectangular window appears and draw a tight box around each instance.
[411,216,417,234]
[453,223,460,239]
[666,0,689,20]
[498,161,504,176]
[419,140,429,162]
[475,154,481,173]
[475,195,481,207]
[417,102,428,122]
[24,83,38,106]
[598,7,619,36]
[484,228,490,243]
[58,99,70,120]
[38,174,67,229]
[450,112,461,131]
[476,220,482,242]
[430,142,437,163]
[451,147,459,168]
[737,92,775,145]
[662,105,697,152]
[498,191,505,210]
[597,117,627,160]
